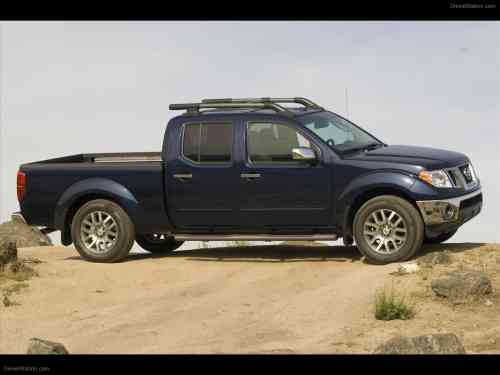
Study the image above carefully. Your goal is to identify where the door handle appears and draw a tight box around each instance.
[241,173,261,181]
[173,173,192,181]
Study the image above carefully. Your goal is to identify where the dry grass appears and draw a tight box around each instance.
[1,282,29,307]
[374,284,416,321]
[0,260,37,282]
[0,257,41,307]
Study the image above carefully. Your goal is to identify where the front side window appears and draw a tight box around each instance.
[247,122,312,163]
[182,123,232,163]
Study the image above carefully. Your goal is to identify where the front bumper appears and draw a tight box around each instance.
[416,189,482,233]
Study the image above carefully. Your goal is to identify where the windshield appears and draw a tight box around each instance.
[298,111,383,153]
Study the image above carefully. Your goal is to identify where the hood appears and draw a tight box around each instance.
[346,144,469,170]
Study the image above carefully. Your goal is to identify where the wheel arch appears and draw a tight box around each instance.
[54,178,142,246]
[337,172,422,239]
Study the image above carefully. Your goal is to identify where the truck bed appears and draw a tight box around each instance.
[19,152,169,234]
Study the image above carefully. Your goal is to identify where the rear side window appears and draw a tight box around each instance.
[182,123,233,163]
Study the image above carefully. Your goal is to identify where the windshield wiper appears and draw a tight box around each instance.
[340,142,384,155]
[364,142,385,151]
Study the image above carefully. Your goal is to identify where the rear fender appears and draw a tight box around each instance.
[54,178,143,244]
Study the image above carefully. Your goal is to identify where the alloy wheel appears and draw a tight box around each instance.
[362,208,408,254]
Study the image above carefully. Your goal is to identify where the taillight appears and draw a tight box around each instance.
[17,171,26,201]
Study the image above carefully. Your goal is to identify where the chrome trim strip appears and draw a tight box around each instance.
[292,147,316,161]
[174,234,338,241]
[94,156,162,163]
[173,174,193,179]
[241,173,261,178]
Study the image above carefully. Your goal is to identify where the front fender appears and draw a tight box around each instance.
[54,178,142,234]
[336,171,417,233]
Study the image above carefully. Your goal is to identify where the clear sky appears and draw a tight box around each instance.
[1,21,499,246]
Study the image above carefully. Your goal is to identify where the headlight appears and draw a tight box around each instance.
[418,169,453,188]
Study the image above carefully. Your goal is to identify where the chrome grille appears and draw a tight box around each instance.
[445,163,478,190]
[447,169,458,186]
[459,164,473,183]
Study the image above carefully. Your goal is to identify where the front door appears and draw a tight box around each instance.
[166,121,239,228]
[239,121,332,228]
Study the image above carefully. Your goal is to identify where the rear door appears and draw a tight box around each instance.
[239,120,332,228]
[166,121,239,228]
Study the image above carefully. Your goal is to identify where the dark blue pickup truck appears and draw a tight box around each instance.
[14,97,482,264]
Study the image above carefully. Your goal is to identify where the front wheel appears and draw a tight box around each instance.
[136,234,184,254]
[353,195,424,264]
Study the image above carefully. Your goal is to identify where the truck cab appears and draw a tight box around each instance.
[16,97,483,264]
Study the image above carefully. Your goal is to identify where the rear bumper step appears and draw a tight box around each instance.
[40,227,57,235]
[173,234,338,241]
[12,212,56,235]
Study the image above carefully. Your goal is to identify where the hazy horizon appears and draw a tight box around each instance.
[1,21,499,248]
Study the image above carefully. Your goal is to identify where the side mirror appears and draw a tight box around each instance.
[292,147,317,163]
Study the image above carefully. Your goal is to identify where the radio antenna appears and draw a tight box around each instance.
[345,88,350,117]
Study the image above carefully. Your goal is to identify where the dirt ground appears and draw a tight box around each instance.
[1,242,500,354]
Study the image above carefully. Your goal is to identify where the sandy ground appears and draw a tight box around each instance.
[1,242,500,354]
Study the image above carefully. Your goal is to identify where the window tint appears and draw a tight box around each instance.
[183,124,200,162]
[247,123,312,163]
[299,111,379,152]
[182,123,232,163]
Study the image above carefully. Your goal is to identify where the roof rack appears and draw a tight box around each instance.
[169,101,289,114]
[201,97,323,109]
[168,97,323,115]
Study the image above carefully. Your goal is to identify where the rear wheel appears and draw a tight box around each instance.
[136,234,184,254]
[71,199,135,263]
[353,195,424,264]
[424,229,457,244]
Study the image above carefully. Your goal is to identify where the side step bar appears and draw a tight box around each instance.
[173,234,338,241]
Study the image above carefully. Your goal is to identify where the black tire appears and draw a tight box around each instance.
[136,234,184,254]
[353,195,424,264]
[71,199,135,263]
[424,230,457,244]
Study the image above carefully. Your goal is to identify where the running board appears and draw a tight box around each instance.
[173,234,338,241]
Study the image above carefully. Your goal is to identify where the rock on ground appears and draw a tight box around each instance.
[27,338,69,354]
[418,250,452,267]
[374,333,466,354]
[396,262,420,274]
[0,220,52,250]
[431,270,492,300]
[0,242,17,265]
